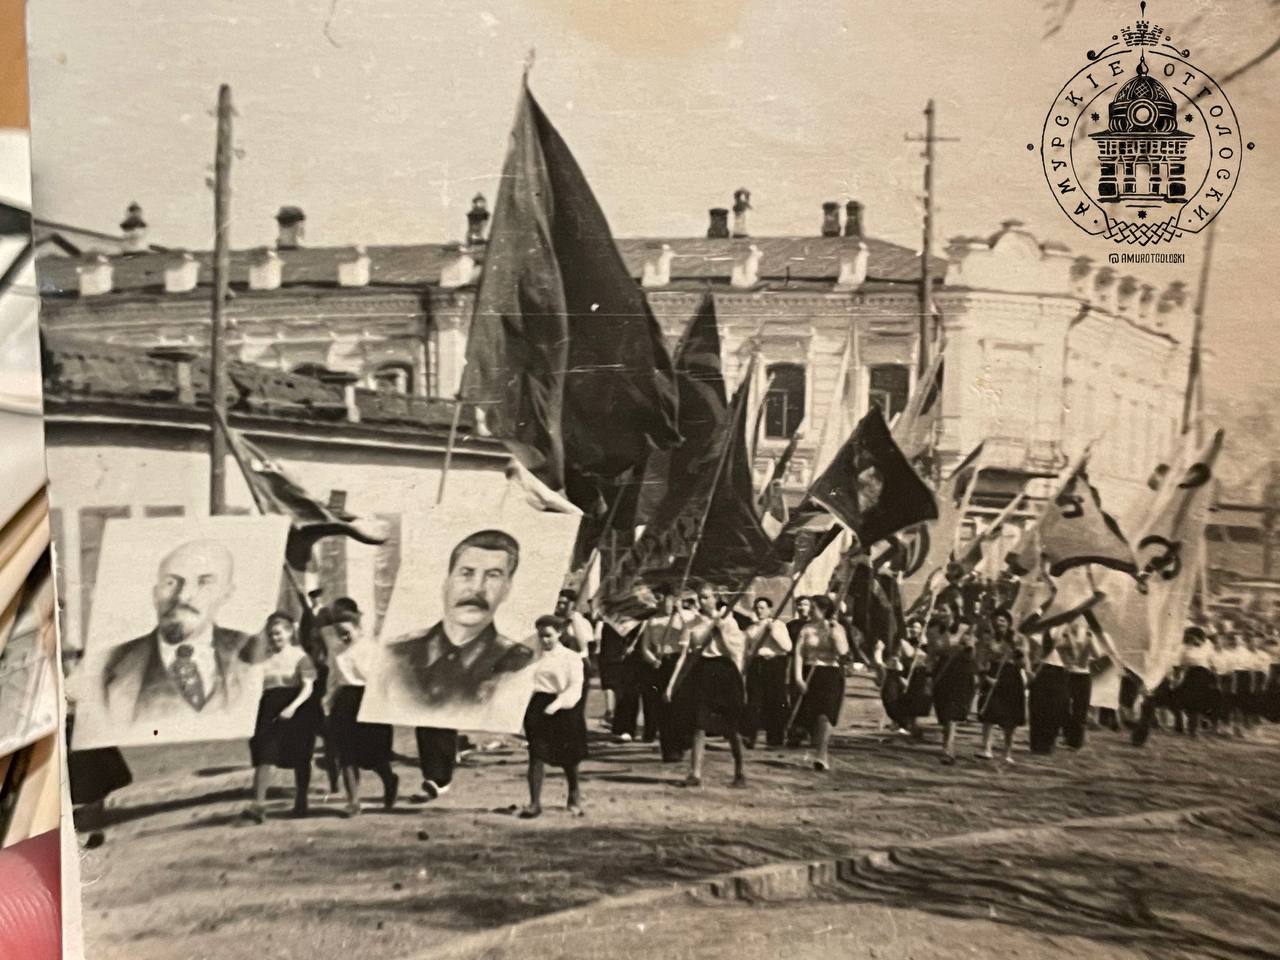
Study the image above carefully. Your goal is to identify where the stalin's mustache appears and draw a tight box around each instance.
[454,596,490,612]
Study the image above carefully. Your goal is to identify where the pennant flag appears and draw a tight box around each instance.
[809,405,939,549]
[898,443,985,608]
[601,361,784,609]
[217,415,386,568]
[1037,464,1135,577]
[1119,429,1223,689]
[1018,565,1104,633]
[459,84,680,502]
[891,347,944,464]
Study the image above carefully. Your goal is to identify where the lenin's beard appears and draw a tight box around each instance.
[158,602,202,644]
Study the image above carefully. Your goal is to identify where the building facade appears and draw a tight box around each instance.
[36,198,1193,543]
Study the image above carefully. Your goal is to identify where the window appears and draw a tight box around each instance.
[764,363,805,439]
[79,506,131,641]
[373,362,414,395]
[868,364,911,421]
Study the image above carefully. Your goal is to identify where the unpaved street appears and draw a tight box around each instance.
[75,678,1280,960]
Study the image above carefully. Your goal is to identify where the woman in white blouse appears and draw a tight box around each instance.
[245,612,319,823]
[520,615,587,819]
[792,595,850,772]
[320,600,399,817]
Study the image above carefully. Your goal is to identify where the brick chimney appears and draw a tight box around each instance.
[732,188,751,238]
[844,201,863,239]
[641,243,673,288]
[275,206,305,250]
[707,207,730,239]
[466,194,490,246]
[119,202,148,254]
[821,202,841,238]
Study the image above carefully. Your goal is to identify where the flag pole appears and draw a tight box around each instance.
[209,84,233,517]
[663,355,759,700]
[436,398,464,505]
[215,411,313,611]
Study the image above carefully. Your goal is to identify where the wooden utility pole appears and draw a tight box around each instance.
[1181,219,1217,446]
[209,84,233,515]
[906,101,958,375]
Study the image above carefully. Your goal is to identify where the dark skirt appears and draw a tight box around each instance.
[1177,665,1218,716]
[795,664,844,733]
[250,686,319,769]
[932,650,976,724]
[978,662,1026,729]
[66,715,132,807]
[693,657,746,735]
[327,685,392,771]
[657,654,692,759]
[524,691,588,767]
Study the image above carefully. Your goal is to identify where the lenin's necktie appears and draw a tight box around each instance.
[170,644,207,710]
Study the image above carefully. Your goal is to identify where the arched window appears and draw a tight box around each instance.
[372,362,414,395]
[764,363,805,439]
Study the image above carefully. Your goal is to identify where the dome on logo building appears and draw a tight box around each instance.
[1106,56,1179,134]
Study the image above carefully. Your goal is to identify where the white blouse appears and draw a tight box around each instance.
[532,642,584,713]
[262,644,316,690]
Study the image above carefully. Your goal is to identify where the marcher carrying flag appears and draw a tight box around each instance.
[807,404,939,549]
[459,80,680,509]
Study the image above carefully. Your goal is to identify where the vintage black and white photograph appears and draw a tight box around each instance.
[18,0,1280,958]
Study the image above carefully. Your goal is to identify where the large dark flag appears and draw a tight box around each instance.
[601,361,784,609]
[218,414,386,569]
[808,405,938,548]
[460,84,680,505]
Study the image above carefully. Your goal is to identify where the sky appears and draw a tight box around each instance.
[21,0,1280,399]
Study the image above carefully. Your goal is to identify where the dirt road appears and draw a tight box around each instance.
[75,677,1280,960]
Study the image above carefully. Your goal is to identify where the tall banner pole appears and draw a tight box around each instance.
[209,84,233,516]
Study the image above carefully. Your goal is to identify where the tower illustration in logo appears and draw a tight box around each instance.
[1039,2,1246,246]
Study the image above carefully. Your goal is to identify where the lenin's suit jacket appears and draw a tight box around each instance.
[381,621,534,708]
[101,627,261,727]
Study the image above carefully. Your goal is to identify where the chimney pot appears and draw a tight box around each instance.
[337,245,371,287]
[707,207,730,240]
[844,201,864,239]
[76,254,113,297]
[275,205,306,250]
[148,346,197,404]
[163,251,200,294]
[315,368,361,422]
[466,193,490,246]
[730,243,762,288]
[641,243,674,288]
[732,188,751,238]
[821,202,841,238]
[119,202,148,254]
[249,247,283,291]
